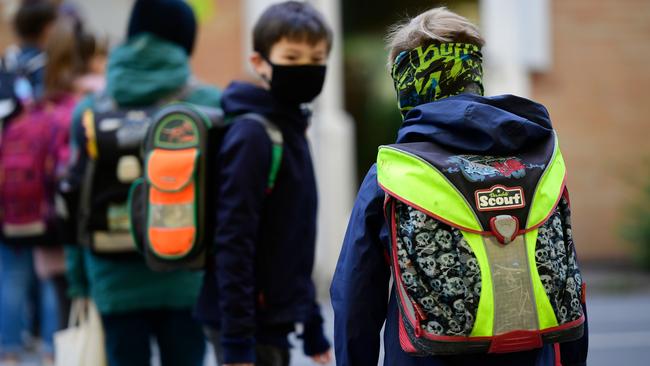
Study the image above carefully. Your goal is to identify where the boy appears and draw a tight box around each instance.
[330,7,589,366]
[0,1,57,363]
[64,1,220,365]
[195,2,332,365]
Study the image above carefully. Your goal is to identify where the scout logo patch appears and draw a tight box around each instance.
[475,185,525,211]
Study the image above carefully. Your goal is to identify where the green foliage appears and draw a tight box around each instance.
[341,1,480,184]
[343,35,402,182]
[622,179,650,270]
[342,0,478,33]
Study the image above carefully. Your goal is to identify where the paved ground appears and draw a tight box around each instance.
[581,266,650,366]
[4,267,650,365]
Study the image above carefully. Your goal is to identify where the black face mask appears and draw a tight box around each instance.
[265,61,327,105]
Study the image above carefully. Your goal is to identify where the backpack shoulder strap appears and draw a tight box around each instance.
[22,52,46,75]
[1,45,20,72]
[238,113,283,192]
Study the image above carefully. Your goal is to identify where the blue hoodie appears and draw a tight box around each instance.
[195,81,330,364]
[330,93,588,366]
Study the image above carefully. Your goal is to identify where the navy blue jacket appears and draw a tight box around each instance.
[330,94,588,366]
[195,82,329,363]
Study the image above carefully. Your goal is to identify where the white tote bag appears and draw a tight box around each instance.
[54,299,107,366]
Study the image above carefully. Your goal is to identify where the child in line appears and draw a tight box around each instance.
[195,2,333,365]
[331,7,589,366]
[64,1,220,365]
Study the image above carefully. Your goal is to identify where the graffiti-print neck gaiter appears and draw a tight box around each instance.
[391,43,484,118]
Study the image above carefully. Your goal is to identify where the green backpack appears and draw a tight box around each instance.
[129,103,283,271]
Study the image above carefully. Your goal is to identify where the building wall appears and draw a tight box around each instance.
[191,0,247,88]
[531,0,650,261]
[0,0,246,88]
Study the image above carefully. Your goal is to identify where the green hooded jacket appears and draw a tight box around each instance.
[65,34,221,314]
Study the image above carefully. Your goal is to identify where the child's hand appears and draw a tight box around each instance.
[310,348,333,364]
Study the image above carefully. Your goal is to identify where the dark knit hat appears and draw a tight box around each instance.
[127,0,197,55]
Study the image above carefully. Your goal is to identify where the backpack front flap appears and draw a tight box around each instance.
[377,132,585,355]
[134,103,224,271]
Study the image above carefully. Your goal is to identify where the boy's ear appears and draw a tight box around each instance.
[249,52,266,70]
[249,51,272,83]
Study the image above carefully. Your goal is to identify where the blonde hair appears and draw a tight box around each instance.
[386,7,484,67]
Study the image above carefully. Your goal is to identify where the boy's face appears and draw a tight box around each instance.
[251,37,329,85]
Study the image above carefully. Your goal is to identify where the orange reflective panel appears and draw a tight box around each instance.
[148,227,196,256]
[147,148,198,192]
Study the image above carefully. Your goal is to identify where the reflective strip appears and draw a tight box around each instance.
[377,146,482,232]
[83,109,98,159]
[462,231,494,337]
[485,235,538,334]
[526,228,559,329]
[2,221,46,237]
[527,135,566,228]
[93,231,135,252]
[149,203,194,228]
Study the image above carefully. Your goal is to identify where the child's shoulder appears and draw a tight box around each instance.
[224,114,274,147]
[184,83,221,107]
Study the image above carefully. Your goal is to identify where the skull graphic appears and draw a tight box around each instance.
[459,238,472,252]
[448,319,462,334]
[419,295,436,311]
[429,279,443,292]
[425,321,444,335]
[559,306,568,321]
[570,298,581,313]
[435,229,453,250]
[535,248,550,263]
[401,271,416,287]
[473,282,482,297]
[437,253,456,268]
[416,256,437,277]
[453,299,466,313]
[444,277,467,296]
[415,232,434,249]
[403,236,414,254]
[409,209,428,228]
[552,216,563,235]
[540,274,554,293]
[466,258,479,273]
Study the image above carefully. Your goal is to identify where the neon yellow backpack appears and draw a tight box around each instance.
[377,132,585,355]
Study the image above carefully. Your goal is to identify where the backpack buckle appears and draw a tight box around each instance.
[490,215,519,244]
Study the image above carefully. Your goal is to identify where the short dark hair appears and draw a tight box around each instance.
[13,0,58,42]
[253,1,333,58]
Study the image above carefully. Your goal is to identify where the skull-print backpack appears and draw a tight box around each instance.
[376,131,585,355]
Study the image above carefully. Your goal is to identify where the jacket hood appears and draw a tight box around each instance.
[221,81,309,131]
[397,94,554,154]
[106,33,190,106]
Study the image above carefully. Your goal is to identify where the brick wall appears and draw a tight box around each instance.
[532,0,650,261]
[191,0,248,88]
